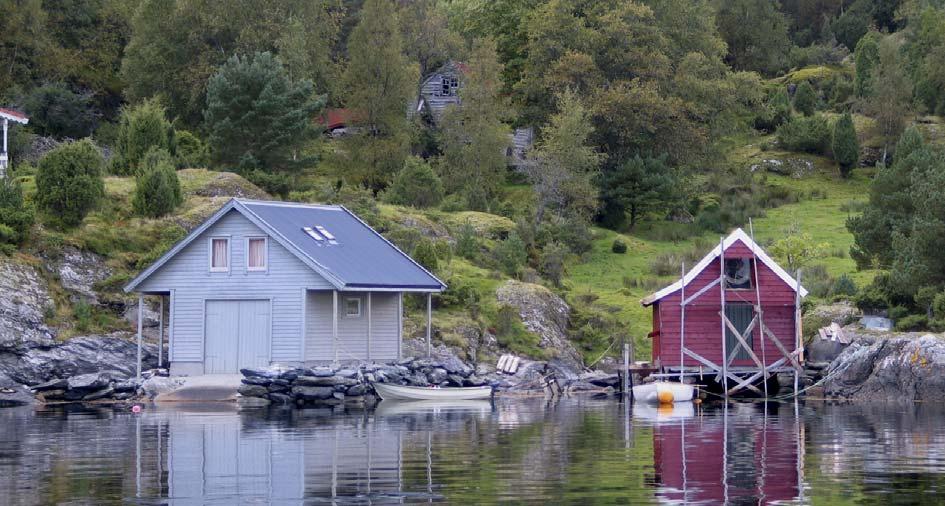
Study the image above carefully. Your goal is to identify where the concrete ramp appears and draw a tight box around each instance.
[155,374,242,403]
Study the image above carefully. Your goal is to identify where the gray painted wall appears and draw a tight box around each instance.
[137,209,402,371]
[305,291,400,362]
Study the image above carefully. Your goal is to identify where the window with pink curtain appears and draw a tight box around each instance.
[211,238,228,270]
[248,238,266,269]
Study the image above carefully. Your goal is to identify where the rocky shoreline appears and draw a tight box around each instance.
[237,355,621,406]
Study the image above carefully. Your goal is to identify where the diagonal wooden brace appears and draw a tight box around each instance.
[722,314,766,376]
[684,347,764,395]
[762,324,802,370]
[727,357,787,396]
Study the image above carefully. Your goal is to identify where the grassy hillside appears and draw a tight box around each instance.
[8,129,877,362]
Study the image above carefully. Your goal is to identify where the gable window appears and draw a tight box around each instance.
[247,237,267,271]
[210,238,229,272]
[345,297,361,318]
[724,258,752,290]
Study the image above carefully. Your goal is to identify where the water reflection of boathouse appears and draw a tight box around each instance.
[646,402,804,504]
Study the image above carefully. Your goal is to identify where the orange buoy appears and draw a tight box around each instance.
[657,390,675,404]
[693,398,703,405]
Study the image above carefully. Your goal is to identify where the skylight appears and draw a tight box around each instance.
[303,227,324,241]
[315,225,335,241]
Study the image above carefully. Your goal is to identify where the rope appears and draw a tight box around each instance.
[585,333,621,368]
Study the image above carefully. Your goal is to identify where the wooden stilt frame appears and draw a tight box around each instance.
[749,219,769,398]
[679,262,685,383]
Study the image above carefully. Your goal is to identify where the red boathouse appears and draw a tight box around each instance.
[641,228,808,396]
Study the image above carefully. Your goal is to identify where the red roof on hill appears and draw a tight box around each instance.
[0,107,28,123]
[317,108,353,130]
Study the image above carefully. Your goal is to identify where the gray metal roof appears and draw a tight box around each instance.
[240,200,444,290]
[125,198,445,292]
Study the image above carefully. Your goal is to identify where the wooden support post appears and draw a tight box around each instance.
[158,295,164,368]
[397,293,403,360]
[367,292,372,361]
[332,290,339,363]
[679,262,685,383]
[795,269,803,395]
[426,293,433,358]
[624,342,632,399]
[719,236,728,398]
[749,218,769,398]
[136,294,143,379]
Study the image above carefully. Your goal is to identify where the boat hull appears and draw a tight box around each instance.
[631,382,694,404]
[373,382,493,401]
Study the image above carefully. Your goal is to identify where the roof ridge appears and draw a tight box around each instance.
[236,198,343,210]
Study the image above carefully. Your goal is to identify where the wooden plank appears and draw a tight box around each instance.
[682,276,721,306]
[727,357,787,395]
[684,348,763,394]
[722,313,761,367]
[763,324,802,370]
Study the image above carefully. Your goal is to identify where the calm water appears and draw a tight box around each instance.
[2,398,945,505]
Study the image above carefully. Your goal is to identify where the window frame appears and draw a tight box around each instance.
[723,257,753,290]
[344,297,362,318]
[246,236,268,272]
[209,236,231,273]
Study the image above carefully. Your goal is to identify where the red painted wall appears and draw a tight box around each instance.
[650,240,799,367]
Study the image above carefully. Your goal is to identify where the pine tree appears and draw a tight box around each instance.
[36,139,105,228]
[204,51,323,172]
[385,157,444,208]
[343,0,417,191]
[832,113,859,177]
[854,31,881,98]
[112,98,173,175]
[793,81,816,116]
[132,148,183,218]
[440,38,510,211]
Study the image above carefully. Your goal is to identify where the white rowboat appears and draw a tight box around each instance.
[373,382,493,401]
[631,381,695,404]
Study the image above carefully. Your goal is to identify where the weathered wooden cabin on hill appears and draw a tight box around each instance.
[642,228,807,396]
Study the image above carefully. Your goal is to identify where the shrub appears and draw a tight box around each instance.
[495,232,527,277]
[777,114,831,154]
[854,283,886,312]
[412,238,439,272]
[493,305,544,357]
[243,169,292,199]
[385,156,444,208]
[895,314,928,332]
[540,241,569,287]
[754,88,792,132]
[612,238,628,254]
[36,139,105,228]
[455,221,478,260]
[174,130,209,168]
[831,274,858,298]
[385,227,422,255]
[793,81,816,116]
[0,178,34,249]
[932,292,945,321]
[132,149,183,218]
[832,113,859,176]
[111,98,173,175]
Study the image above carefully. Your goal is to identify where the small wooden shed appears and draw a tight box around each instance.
[641,228,807,396]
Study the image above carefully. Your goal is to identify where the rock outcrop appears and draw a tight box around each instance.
[823,335,945,401]
[0,259,55,351]
[0,332,159,386]
[496,280,584,370]
[42,246,111,304]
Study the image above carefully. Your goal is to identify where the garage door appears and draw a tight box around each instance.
[205,300,270,373]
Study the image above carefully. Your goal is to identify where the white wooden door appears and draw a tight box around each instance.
[205,300,269,373]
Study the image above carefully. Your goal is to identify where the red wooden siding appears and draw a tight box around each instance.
[650,239,799,367]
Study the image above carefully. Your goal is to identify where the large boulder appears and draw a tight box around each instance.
[496,280,583,369]
[0,259,56,351]
[0,333,159,386]
[823,335,945,401]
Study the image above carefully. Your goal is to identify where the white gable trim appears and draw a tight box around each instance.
[0,110,28,124]
[124,199,346,292]
[641,228,808,306]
